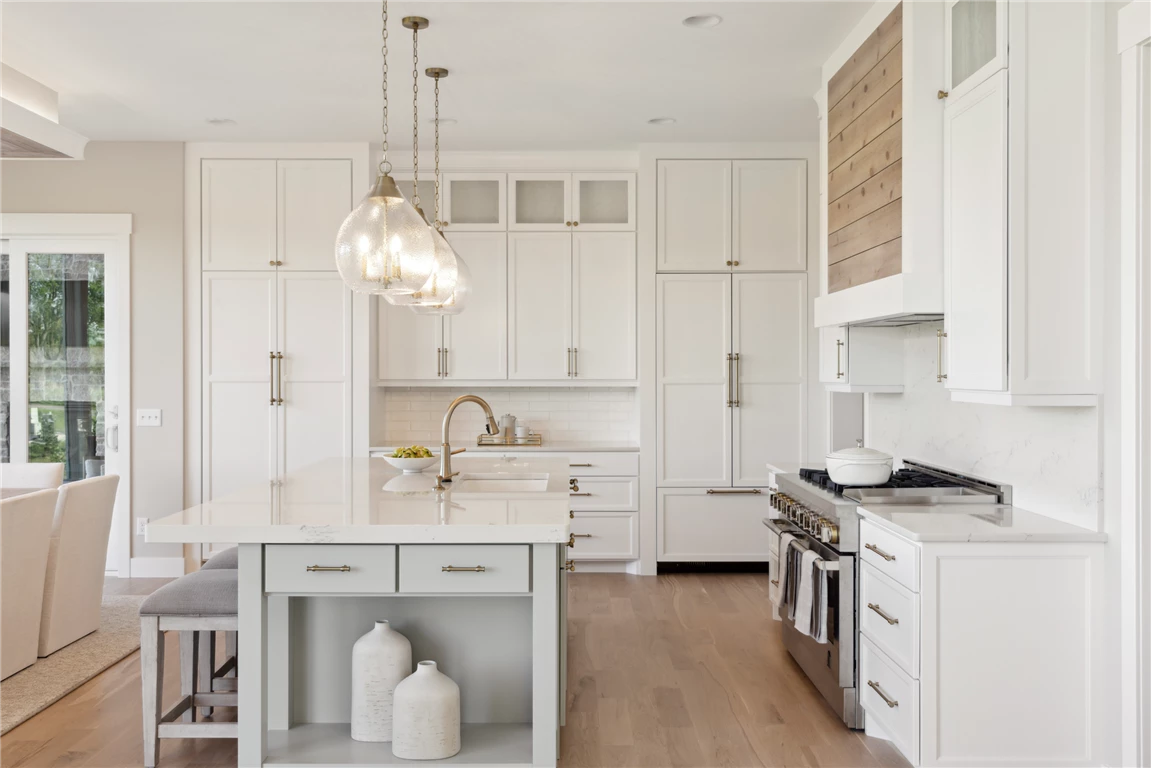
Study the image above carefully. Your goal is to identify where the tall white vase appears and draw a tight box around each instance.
[350,620,412,742]
[391,660,462,760]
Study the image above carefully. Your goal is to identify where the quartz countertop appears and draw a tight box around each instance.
[147,457,572,545]
[371,441,639,454]
[858,503,1107,543]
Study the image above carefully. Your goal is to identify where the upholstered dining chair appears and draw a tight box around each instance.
[1,462,65,490]
[37,475,121,657]
[1,488,59,678]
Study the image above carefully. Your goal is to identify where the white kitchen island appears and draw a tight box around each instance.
[148,456,572,768]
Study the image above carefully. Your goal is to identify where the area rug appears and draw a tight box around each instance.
[1,594,145,734]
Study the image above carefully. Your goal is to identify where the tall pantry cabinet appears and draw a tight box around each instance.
[198,157,356,514]
[654,158,808,563]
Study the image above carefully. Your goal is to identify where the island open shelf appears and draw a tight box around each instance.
[265,723,533,767]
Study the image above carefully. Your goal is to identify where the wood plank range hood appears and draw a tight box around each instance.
[0,65,88,159]
[814,2,944,328]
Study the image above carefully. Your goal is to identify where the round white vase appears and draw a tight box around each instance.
[350,620,412,743]
[391,660,461,760]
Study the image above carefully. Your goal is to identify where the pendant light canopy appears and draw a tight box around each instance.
[334,0,435,296]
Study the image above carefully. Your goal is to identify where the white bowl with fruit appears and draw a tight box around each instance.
[383,445,438,474]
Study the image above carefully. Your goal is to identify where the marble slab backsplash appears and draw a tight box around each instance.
[377,387,638,447]
[867,322,1100,530]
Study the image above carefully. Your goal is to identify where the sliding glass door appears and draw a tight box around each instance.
[1,238,126,569]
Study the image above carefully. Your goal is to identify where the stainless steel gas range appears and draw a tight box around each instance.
[763,459,1012,729]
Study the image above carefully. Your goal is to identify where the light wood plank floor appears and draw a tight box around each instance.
[1,573,908,768]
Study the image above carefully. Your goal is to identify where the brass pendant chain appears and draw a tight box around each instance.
[410,25,420,209]
[433,73,441,229]
[379,0,390,175]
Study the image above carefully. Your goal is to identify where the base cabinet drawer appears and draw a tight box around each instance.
[265,544,397,594]
[502,452,639,477]
[570,511,638,560]
[398,544,530,593]
[860,520,920,592]
[861,637,919,766]
[657,488,772,562]
[569,477,638,511]
[860,562,921,677]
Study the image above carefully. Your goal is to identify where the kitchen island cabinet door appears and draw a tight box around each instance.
[443,232,507,380]
[732,273,806,487]
[656,273,732,487]
[656,160,732,272]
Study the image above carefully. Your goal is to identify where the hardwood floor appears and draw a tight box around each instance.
[1,573,908,768]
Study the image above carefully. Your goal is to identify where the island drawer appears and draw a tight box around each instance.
[860,519,920,592]
[568,477,639,511]
[570,511,638,560]
[398,544,530,593]
[506,452,639,477]
[265,544,397,594]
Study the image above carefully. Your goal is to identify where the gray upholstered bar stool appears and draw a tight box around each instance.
[198,547,238,716]
[139,569,238,767]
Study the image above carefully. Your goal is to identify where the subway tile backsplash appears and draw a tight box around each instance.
[377,387,638,446]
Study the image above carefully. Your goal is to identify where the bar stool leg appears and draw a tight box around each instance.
[140,615,164,768]
[179,631,198,723]
[225,631,237,674]
[197,630,216,717]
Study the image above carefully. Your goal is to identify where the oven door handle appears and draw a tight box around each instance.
[763,517,802,537]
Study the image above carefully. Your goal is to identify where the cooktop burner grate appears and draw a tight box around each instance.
[798,468,958,497]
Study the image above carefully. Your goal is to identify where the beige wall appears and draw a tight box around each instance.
[2,141,184,560]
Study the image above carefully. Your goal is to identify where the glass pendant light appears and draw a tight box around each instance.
[334,0,435,295]
[411,66,471,315]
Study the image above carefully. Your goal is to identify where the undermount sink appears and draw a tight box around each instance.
[450,472,549,493]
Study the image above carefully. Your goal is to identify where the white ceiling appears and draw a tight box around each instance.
[1,2,869,150]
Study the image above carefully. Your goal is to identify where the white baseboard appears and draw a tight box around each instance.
[130,556,186,578]
[570,560,634,573]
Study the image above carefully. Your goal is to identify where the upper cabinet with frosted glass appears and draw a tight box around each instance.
[438,173,506,231]
[201,158,352,271]
[944,0,1007,102]
[509,173,636,232]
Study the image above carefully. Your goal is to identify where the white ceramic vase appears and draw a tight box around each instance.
[391,660,461,760]
[350,620,412,742]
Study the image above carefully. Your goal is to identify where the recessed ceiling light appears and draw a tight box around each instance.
[206,118,236,126]
[682,15,722,29]
[648,117,677,126]
[428,117,458,126]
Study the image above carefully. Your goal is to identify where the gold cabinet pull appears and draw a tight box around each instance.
[565,221,572,227]
[569,509,574,519]
[726,260,733,266]
[936,329,948,382]
[269,260,277,267]
[441,565,486,573]
[865,542,896,562]
[937,89,949,99]
[567,533,576,548]
[570,492,592,497]
[442,347,449,378]
[836,339,845,379]
[732,260,739,266]
[570,463,593,467]
[573,348,578,378]
[726,352,735,406]
[442,221,449,227]
[563,559,576,572]
[275,353,284,404]
[567,348,572,377]
[269,352,277,405]
[770,579,780,586]
[306,565,351,572]
[572,221,579,227]
[437,347,442,377]
[868,602,899,625]
[707,488,762,495]
[572,533,593,538]
[868,680,899,708]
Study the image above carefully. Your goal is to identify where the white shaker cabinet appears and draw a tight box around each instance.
[656,488,772,562]
[440,173,506,232]
[201,158,351,271]
[572,233,636,380]
[508,233,572,380]
[943,0,1008,102]
[941,2,1103,405]
[731,160,807,272]
[509,173,636,232]
[656,160,732,271]
[443,233,508,380]
[378,301,443,381]
[656,273,807,489]
[818,326,904,393]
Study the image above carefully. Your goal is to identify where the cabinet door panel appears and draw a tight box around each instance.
[508,233,571,379]
[733,274,806,486]
[379,300,443,381]
[657,160,731,271]
[277,160,351,271]
[657,488,772,562]
[572,173,635,231]
[945,0,1008,100]
[278,273,352,476]
[202,272,277,501]
[733,160,807,272]
[443,232,507,380]
[656,274,731,486]
[442,173,506,231]
[819,326,848,384]
[944,71,1007,392]
[572,233,636,380]
[509,173,571,232]
[202,160,276,270]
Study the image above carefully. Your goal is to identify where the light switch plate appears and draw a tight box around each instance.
[136,409,162,427]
